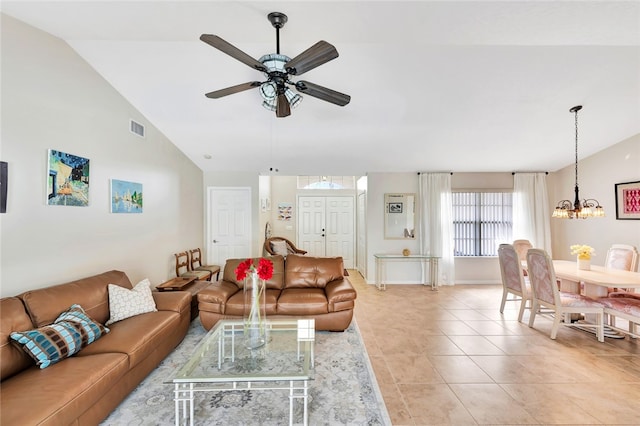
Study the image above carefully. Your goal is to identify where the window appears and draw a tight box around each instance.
[297,176,355,190]
[452,191,513,256]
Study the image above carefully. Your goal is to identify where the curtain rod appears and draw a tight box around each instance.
[417,172,453,175]
[511,172,549,175]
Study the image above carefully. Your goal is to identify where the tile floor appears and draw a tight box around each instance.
[350,271,640,425]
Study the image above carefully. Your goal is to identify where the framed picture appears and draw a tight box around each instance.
[110,179,143,213]
[615,180,640,220]
[388,202,403,213]
[47,149,90,206]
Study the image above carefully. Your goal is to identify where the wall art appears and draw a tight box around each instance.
[47,149,90,206]
[278,203,292,221]
[110,179,143,213]
[615,180,640,220]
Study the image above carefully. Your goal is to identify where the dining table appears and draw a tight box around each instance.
[551,260,640,338]
[551,260,640,297]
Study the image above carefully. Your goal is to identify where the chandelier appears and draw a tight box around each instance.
[552,105,605,219]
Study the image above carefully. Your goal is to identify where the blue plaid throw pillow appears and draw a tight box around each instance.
[10,304,109,369]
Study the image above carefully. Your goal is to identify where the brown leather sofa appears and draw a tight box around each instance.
[0,270,191,425]
[198,254,357,331]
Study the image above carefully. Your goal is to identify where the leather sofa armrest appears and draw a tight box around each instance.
[325,278,357,307]
[198,281,240,305]
[153,291,191,314]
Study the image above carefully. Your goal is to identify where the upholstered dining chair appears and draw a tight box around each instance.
[174,251,211,281]
[604,244,639,325]
[526,248,605,343]
[512,239,533,275]
[263,237,307,257]
[498,244,531,322]
[189,248,220,281]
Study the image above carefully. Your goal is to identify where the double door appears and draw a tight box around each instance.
[297,196,355,268]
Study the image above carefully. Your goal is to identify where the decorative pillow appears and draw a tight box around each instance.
[271,240,289,257]
[105,278,157,325]
[10,304,109,369]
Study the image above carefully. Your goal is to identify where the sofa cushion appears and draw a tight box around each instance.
[224,289,279,316]
[277,288,328,315]
[223,256,285,290]
[106,278,157,325]
[284,254,345,288]
[1,297,36,380]
[10,304,109,369]
[0,352,128,426]
[19,270,132,327]
[78,310,181,368]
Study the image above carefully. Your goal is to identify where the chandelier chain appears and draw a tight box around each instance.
[574,107,579,188]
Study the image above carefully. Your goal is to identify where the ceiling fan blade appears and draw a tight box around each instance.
[295,81,351,106]
[284,41,339,76]
[200,34,267,72]
[205,81,262,99]
[276,92,291,117]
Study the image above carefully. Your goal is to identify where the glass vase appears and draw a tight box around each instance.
[243,272,266,349]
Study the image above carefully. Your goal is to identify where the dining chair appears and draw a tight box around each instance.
[498,244,531,322]
[174,251,211,281]
[512,239,533,275]
[526,248,605,343]
[189,248,220,281]
[604,244,639,325]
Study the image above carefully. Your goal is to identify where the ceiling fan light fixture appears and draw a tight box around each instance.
[261,87,301,112]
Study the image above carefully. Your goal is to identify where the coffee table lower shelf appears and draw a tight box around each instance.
[173,379,310,426]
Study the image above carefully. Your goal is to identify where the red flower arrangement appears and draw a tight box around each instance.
[235,258,274,281]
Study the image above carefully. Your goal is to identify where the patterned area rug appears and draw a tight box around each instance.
[101,318,390,426]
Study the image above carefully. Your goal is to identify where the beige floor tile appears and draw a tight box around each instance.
[435,320,480,336]
[463,319,516,335]
[553,383,640,424]
[398,383,477,425]
[429,355,494,383]
[449,383,538,424]
[386,352,444,384]
[448,335,505,355]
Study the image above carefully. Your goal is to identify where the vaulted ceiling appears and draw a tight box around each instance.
[3,1,639,176]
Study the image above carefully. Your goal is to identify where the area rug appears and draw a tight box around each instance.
[101,318,391,426]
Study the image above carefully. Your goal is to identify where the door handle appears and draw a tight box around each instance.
[212,239,218,243]
[321,234,325,237]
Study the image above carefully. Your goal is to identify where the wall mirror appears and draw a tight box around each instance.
[384,193,416,239]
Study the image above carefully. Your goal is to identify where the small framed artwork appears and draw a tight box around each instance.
[47,149,90,206]
[388,202,403,213]
[278,203,292,221]
[110,179,143,213]
[615,180,640,220]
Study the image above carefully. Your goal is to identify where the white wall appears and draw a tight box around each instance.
[0,15,204,296]
[548,133,640,264]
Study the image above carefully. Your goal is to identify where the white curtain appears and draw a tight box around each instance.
[419,173,455,286]
[513,173,553,256]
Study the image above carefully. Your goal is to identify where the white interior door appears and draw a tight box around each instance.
[207,187,251,267]
[298,196,355,268]
[297,197,326,256]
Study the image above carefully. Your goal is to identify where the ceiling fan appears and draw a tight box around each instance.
[200,12,351,118]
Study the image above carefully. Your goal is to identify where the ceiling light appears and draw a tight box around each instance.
[552,105,605,219]
[258,54,302,112]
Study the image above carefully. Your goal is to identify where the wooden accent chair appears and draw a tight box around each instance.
[498,244,531,322]
[174,251,211,281]
[189,248,221,281]
[263,237,307,257]
[526,248,605,343]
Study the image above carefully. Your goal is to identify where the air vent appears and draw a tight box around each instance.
[129,119,145,138]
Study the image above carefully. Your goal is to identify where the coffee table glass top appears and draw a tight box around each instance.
[168,320,314,384]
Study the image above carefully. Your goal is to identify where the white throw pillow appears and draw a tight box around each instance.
[270,240,289,256]
[106,278,157,325]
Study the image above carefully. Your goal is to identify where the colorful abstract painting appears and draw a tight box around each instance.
[47,149,90,206]
[110,179,143,213]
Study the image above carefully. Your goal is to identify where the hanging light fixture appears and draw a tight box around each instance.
[552,105,605,219]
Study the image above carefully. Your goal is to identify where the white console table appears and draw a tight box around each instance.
[374,254,440,291]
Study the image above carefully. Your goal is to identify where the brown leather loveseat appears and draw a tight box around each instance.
[198,254,357,331]
[0,270,191,425]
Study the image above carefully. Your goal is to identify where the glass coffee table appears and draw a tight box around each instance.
[167,319,315,426]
